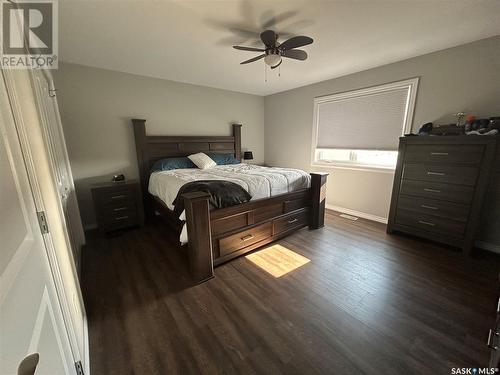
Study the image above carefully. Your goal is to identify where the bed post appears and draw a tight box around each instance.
[232,123,242,161]
[310,172,329,229]
[131,118,153,220]
[183,192,214,283]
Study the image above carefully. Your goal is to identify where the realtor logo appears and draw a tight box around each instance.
[1,0,58,69]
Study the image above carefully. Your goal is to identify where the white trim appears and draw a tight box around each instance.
[326,204,388,224]
[326,205,500,254]
[83,314,90,375]
[312,162,396,174]
[311,77,419,166]
[475,240,500,255]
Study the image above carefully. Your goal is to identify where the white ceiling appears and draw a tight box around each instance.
[59,0,500,96]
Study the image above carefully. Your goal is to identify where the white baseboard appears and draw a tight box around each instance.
[326,205,500,255]
[83,314,90,375]
[326,204,388,224]
[475,240,500,254]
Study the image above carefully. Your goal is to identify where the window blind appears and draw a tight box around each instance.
[315,82,415,151]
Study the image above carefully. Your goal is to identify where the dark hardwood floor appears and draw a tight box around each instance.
[82,211,499,375]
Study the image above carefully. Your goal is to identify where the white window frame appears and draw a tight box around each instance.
[311,77,419,171]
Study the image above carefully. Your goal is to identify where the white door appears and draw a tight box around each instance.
[0,72,75,374]
[1,68,88,373]
[31,70,85,274]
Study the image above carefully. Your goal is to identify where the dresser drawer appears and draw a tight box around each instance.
[404,144,484,165]
[273,209,309,235]
[397,195,470,222]
[400,180,474,204]
[395,209,466,237]
[219,222,272,257]
[402,163,479,186]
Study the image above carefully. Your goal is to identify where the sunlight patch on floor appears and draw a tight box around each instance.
[245,244,311,278]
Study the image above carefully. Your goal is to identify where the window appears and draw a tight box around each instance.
[311,78,419,170]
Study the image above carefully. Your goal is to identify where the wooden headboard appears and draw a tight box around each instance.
[131,119,242,208]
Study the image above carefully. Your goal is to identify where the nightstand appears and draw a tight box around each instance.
[91,180,144,233]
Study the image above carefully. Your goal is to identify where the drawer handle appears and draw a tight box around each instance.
[497,298,500,314]
[427,172,445,176]
[111,194,127,199]
[418,220,435,226]
[424,188,441,193]
[114,207,127,211]
[241,234,254,241]
[430,152,449,156]
[421,204,438,210]
[288,218,299,224]
[115,216,129,221]
[488,329,499,350]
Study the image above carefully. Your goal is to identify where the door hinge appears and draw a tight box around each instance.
[74,361,84,375]
[36,211,49,234]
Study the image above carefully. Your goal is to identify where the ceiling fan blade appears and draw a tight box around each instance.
[240,54,266,64]
[279,36,313,51]
[233,46,265,52]
[270,59,283,70]
[282,49,308,60]
[260,30,277,47]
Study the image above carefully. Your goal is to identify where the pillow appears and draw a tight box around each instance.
[188,152,217,169]
[150,157,196,172]
[207,153,240,165]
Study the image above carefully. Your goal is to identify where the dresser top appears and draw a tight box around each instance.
[400,135,498,145]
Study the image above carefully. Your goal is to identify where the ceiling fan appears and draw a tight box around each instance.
[233,30,313,69]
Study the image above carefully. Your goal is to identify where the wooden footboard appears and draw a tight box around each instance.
[183,172,328,283]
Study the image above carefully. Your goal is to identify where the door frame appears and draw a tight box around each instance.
[2,68,90,374]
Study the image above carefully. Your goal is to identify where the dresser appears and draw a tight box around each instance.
[387,136,497,255]
[91,180,144,233]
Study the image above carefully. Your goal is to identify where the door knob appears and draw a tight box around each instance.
[18,353,39,375]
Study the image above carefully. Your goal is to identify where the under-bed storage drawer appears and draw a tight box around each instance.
[273,209,309,235]
[218,222,272,257]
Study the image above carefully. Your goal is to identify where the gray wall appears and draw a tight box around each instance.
[54,63,265,228]
[265,36,500,243]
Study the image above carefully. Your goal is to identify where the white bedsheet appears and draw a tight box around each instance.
[148,164,311,243]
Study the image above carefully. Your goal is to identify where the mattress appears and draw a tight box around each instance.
[148,164,311,243]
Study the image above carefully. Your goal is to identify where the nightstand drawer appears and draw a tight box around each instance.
[102,205,137,221]
[103,211,138,226]
[395,209,466,238]
[100,189,136,203]
[102,200,136,212]
[402,163,479,186]
[397,195,470,222]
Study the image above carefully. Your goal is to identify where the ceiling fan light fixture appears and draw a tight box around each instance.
[264,54,281,67]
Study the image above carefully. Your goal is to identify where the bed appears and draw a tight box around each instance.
[132,119,328,283]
